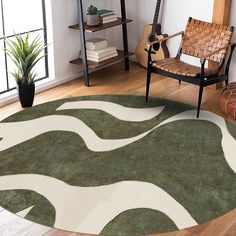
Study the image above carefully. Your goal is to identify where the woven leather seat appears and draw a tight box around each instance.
[146,17,235,118]
[153,58,218,77]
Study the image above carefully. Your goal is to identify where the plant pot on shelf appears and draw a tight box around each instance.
[87,14,99,26]
[17,83,35,108]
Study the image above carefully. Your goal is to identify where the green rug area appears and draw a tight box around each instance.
[0,190,55,226]
[0,95,235,235]
[101,208,177,236]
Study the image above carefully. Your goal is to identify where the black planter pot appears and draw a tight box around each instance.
[17,83,35,108]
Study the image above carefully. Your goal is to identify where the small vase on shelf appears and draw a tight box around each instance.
[87,5,99,26]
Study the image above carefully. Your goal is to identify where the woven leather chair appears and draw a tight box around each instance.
[146,17,236,117]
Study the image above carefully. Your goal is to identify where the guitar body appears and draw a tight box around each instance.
[135,24,169,68]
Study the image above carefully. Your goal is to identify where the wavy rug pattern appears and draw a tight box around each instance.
[0,95,235,235]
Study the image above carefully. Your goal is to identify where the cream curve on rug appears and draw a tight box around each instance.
[16,206,35,218]
[0,102,235,171]
[0,174,198,234]
[57,100,165,122]
[0,115,153,152]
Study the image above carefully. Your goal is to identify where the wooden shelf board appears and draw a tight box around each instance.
[70,50,133,70]
[69,18,132,32]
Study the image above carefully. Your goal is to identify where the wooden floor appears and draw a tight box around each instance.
[0,61,235,235]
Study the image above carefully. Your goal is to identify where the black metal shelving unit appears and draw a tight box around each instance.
[69,0,133,87]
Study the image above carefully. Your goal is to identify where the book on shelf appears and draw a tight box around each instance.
[100,14,117,21]
[86,38,108,51]
[85,38,118,62]
[100,16,118,24]
[98,9,118,24]
[87,47,117,57]
[98,9,114,17]
[87,51,118,62]
[100,19,118,24]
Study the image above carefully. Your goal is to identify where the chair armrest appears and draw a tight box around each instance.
[200,43,235,64]
[147,31,184,46]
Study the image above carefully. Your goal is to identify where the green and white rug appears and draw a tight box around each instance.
[0,95,235,235]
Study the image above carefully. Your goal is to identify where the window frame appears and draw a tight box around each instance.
[0,0,49,95]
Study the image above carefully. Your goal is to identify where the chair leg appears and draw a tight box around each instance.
[197,85,204,118]
[225,78,229,86]
[179,80,181,85]
[146,69,152,102]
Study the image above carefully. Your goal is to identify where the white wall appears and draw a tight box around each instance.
[106,0,161,53]
[107,0,213,56]
[162,0,214,58]
[49,0,110,82]
[50,0,82,82]
[49,0,236,83]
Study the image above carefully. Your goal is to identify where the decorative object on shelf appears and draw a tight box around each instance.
[221,82,236,120]
[98,9,118,24]
[85,38,118,62]
[6,33,47,108]
[135,0,169,68]
[146,17,236,118]
[86,5,99,26]
[69,0,132,87]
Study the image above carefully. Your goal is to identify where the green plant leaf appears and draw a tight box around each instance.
[6,33,47,85]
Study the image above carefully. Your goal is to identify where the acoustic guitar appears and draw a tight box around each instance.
[135,0,169,68]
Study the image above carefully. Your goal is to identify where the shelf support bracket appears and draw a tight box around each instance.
[77,0,89,86]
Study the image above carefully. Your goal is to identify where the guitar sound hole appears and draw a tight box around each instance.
[153,43,160,51]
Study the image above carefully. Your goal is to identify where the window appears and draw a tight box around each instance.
[0,0,48,95]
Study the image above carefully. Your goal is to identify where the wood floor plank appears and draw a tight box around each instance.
[16,224,51,236]
[0,216,33,236]
[0,210,19,227]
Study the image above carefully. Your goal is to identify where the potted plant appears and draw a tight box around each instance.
[6,33,47,108]
[87,5,99,26]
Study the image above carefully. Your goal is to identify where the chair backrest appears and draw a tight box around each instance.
[180,17,234,63]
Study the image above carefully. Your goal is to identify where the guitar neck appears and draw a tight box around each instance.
[151,0,162,36]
